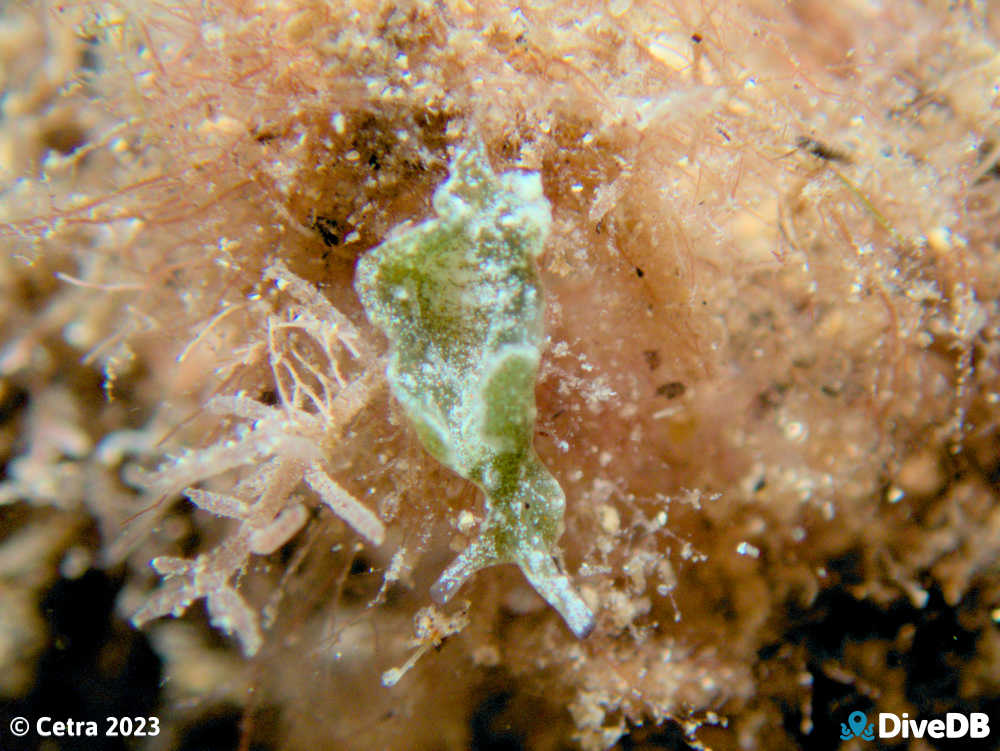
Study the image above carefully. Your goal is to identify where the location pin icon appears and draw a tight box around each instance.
[848,711,867,737]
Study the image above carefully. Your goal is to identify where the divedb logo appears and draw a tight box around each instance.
[839,710,991,741]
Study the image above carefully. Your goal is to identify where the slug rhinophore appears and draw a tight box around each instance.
[354,143,595,637]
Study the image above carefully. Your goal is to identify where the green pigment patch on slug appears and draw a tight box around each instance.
[355,144,594,638]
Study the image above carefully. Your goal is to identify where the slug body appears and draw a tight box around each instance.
[354,144,594,637]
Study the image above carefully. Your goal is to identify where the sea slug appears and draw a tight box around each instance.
[354,143,595,637]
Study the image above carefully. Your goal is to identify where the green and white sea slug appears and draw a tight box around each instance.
[354,143,595,637]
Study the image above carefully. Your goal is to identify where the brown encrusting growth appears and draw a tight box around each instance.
[2,1,999,749]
